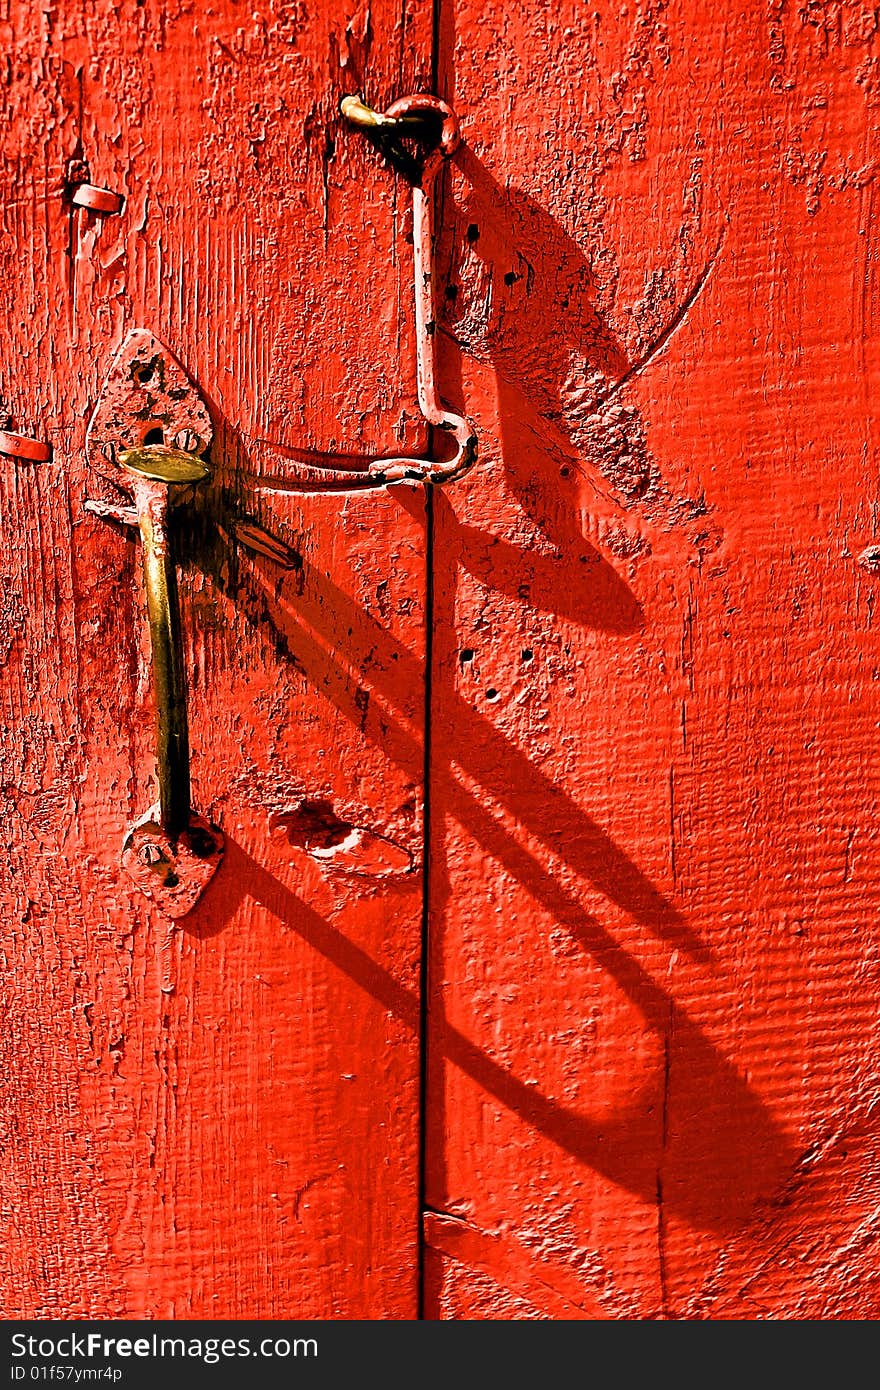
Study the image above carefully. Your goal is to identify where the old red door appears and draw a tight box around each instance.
[3,0,880,1323]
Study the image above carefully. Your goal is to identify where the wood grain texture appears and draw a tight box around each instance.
[425,0,880,1319]
[1,0,431,1318]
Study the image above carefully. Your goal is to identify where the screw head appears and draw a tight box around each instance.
[173,429,201,454]
[137,841,164,867]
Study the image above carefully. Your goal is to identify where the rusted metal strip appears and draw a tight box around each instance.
[85,334,223,918]
[0,428,52,462]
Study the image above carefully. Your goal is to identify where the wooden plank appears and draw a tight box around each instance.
[426,0,880,1318]
[0,0,431,1317]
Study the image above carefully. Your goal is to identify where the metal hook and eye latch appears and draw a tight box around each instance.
[85,330,223,920]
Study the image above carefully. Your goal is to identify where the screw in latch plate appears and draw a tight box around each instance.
[173,429,201,453]
[137,842,165,868]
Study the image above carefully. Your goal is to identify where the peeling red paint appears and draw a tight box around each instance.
[2,0,880,1323]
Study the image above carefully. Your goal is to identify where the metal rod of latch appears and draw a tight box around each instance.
[85,331,224,919]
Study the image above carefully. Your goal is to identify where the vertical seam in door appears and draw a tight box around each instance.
[417,0,444,1319]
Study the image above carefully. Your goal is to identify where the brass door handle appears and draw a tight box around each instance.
[85,330,223,918]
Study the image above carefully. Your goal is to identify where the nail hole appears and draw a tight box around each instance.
[143,426,164,445]
[486,687,499,701]
[270,799,352,852]
[445,284,459,301]
[504,271,518,286]
[466,223,480,243]
[132,358,160,388]
[521,648,533,662]
[459,647,475,663]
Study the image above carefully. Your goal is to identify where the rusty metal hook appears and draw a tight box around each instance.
[85,331,224,920]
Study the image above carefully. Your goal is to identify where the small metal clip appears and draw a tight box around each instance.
[65,159,124,216]
[0,406,52,462]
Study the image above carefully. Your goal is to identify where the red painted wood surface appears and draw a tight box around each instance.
[3,0,880,1322]
[1,0,431,1318]
[425,0,880,1319]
